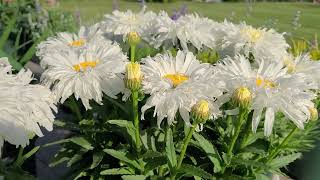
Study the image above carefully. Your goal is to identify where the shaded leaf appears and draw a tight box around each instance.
[177,164,213,179]
[70,137,94,150]
[103,149,141,170]
[91,152,104,169]
[193,133,222,172]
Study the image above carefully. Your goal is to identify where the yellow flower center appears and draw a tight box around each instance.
[69,39,86,47]
[163,73,189,87]
[73,61,98,72]
[256,77,276,88]
[242,27,263,43]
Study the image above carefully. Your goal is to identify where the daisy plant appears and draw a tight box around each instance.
[1,7,320,180]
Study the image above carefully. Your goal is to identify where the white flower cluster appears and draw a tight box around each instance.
[0,58,56,151]
[1,8,318,152]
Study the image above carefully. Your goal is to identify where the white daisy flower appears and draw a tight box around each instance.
[102,8,157,40]
[0,57,57,150]
[145,12,219,51]
[141,51,224,127]
[217,55,316,136]
[37,24,108,67]
[283,53,320,87]
[40,41,128,110]
[219,23,289,62]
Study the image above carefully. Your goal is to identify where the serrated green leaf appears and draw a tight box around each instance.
[165,128,177,170]
[100,167,134,175]
[103,149,141,170]
[121,175,146,180]
[91,152,104,169]
[268,153,301,169]
[70,137,94,150]
[177,164,213,179]
[193,133,222,172]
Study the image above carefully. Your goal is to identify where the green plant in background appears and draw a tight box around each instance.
[0,0,78,70]
[310,34,320,61]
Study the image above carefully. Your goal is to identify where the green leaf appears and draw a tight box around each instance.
[100,167,134,175]
[165,128,177,170]
[91,152,104,169]
[232,158,267,169]
[144,156,167,173]
[70,137,94,150]
[141,151,163,159]
[268,153,302,169]
[255,173,270,180]
[177,164,213,179]
[0,15,17,50]
[103,149,142,170]
[193,133,222,172]
[108,120,136,145]
[67,151,86,167]
[121,175,146,180]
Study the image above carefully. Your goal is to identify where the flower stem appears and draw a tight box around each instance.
[227,108,248,157]
[130,45,136,62]
[14,146,24,167]
[132,90,141,153]
[176,123,197,170]
[265,126,298,163]
[71,96,82,121]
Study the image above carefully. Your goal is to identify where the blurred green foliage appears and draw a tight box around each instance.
[0,0,78,70]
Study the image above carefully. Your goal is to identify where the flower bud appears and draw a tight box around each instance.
[191,100,210,124]
[232,86,252,108]
[125,62,142,91]
[309,107,318,121]
[127,32,141,46]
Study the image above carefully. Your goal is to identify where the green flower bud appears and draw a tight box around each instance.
[127,32,141,46]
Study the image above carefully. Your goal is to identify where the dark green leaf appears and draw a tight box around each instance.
[165,128,177,170]
[100,167,134,175]
[193,133,222,172]
[103,149,141,170]
[144,156,167,173]
[108,120,136,145]
[91,152,104,169]
[70,137,94,150]
[177,164,213,179]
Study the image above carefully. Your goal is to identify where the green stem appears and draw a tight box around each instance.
[130,45,136,62]
[227,108,248,157]
[239,114,252,149]
[176,123,197,170]
[265,127,298,163]
[14,146,24,167]
[71,97,82,121]
[132,91,141,153]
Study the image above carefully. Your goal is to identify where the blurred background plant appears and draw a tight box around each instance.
[0,0,78,70]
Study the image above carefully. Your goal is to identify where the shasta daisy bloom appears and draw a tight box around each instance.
[37,24,108,67]
[0,57,57,150]
[145,12,219,50]
[102,8,157,40]
[283,53,320,87]
[40,41,128,110]
[217,55,316,136]
[141,51,224,127]
[219,23,289,62]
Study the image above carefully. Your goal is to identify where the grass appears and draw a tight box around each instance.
[43,1,320,40]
